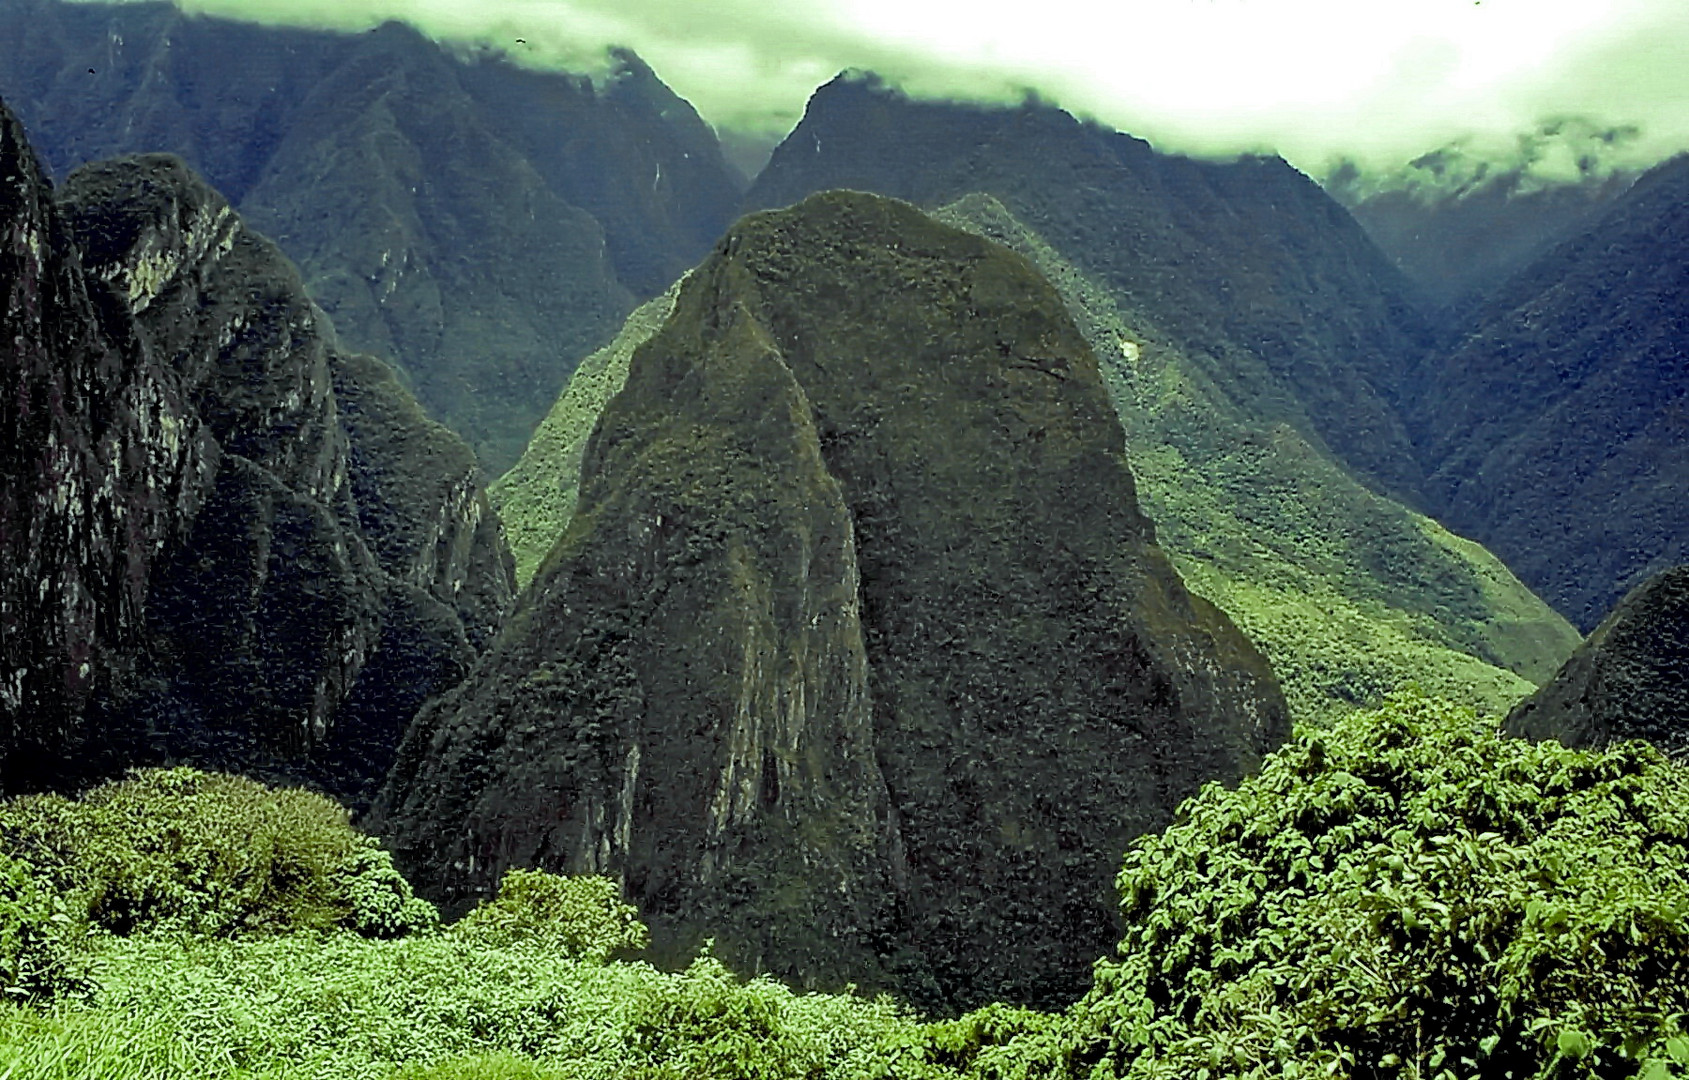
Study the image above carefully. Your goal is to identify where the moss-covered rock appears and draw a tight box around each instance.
[1506,565,1689,755]
[378,190,1289,1012]
[0,101,512,802]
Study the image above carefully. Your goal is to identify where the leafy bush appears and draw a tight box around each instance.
[0,850,85,1002]
[450,869,647,961]
[337,840,439,939]
[1059,689,1689,1080]
[0,767,430,940]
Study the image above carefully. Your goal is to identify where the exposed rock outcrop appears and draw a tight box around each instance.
[1,100,512,801]
[377,191,1289,1011]
[1505,566,1689,755]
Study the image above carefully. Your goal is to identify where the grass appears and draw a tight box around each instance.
[0,933,935,1080]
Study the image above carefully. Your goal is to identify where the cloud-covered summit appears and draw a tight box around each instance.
[71,0,1689,180]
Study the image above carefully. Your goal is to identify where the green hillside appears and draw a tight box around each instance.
[931,194,1576,722]
[491,284,682,589]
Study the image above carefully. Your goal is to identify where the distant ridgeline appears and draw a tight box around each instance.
[377,191,1291,1013]
[499,75,1580,724]
[0,98,513,802]
[0,0,743,472]
[1408,155,1689,632]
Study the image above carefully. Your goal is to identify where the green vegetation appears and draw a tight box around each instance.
[450,870,648,961]
[10,693,1689,1078]
[497,192,1578,724]
[491,283,681,589]
[0,767,433,946]
[934,193,1580,724]
[1063,688,1689,1079]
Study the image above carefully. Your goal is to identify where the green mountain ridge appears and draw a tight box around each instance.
[0,0,745,473]
[931,193,1577,721]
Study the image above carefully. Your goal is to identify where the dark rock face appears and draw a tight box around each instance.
[2,99,196,779]
[746,75,1434,504]
[1,100,512,802]
[1505,566,1689,755]
[0,0,743,471]
[1411,155,1689,631]
[377,191,1289,1011]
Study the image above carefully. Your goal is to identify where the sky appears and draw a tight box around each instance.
[125,0,1689,183]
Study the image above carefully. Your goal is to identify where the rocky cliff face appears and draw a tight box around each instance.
[1504,566,1689,755]
[1,99,512,801]
[0,0,743,471]
[1411,155,1689,631]
[377,191,1289,1011]
[2,98,200,782]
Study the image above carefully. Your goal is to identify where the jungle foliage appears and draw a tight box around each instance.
[7,694,1689,1079]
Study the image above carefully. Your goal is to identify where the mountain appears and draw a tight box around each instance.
[492,283,682,589]
[1410,154,1689,631]
[1504,565,1689,755]
[710,75,1577,721]
[376,191,1290,1012]
[0,0,743,471]
[747,74,1433,502]
[1328,147,1635,312]
[0,98,512,802]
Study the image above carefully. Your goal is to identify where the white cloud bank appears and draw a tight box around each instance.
[100,0,1689,176]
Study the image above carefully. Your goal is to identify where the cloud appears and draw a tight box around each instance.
[76,0,1689,177]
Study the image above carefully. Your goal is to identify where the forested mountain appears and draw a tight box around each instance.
[0,0,742,471]
[748,74,1432,502]
[376,191,1290,1012]
[1409,154,1689,631]
[1330,161,1633,312]
[694,75,1578,720]
[0,98,511,802]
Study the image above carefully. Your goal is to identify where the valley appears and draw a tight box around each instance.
[2,1,1687,1077]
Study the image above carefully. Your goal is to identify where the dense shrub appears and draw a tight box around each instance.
[450,869,647,961]
[0,850,85,1002]
[337,840,439,939]
[0,932,937,1080]
[1054,689,1689,1080]
[0,767,432,939]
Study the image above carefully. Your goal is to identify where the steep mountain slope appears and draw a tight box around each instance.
[0,0,742,471]
[1505,565,1689,755]
[495,190,1578,722]
[1329,158,1634,312]
[378,191,1289,1012]
[1412,155,1689,631]
[746,74,1433,502]
[502,74,1564,721]
[492,284,681,589]
[1,99,512,801]
[932,195,1578,721]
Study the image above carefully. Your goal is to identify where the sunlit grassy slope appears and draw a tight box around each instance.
[495,194,1576,723]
